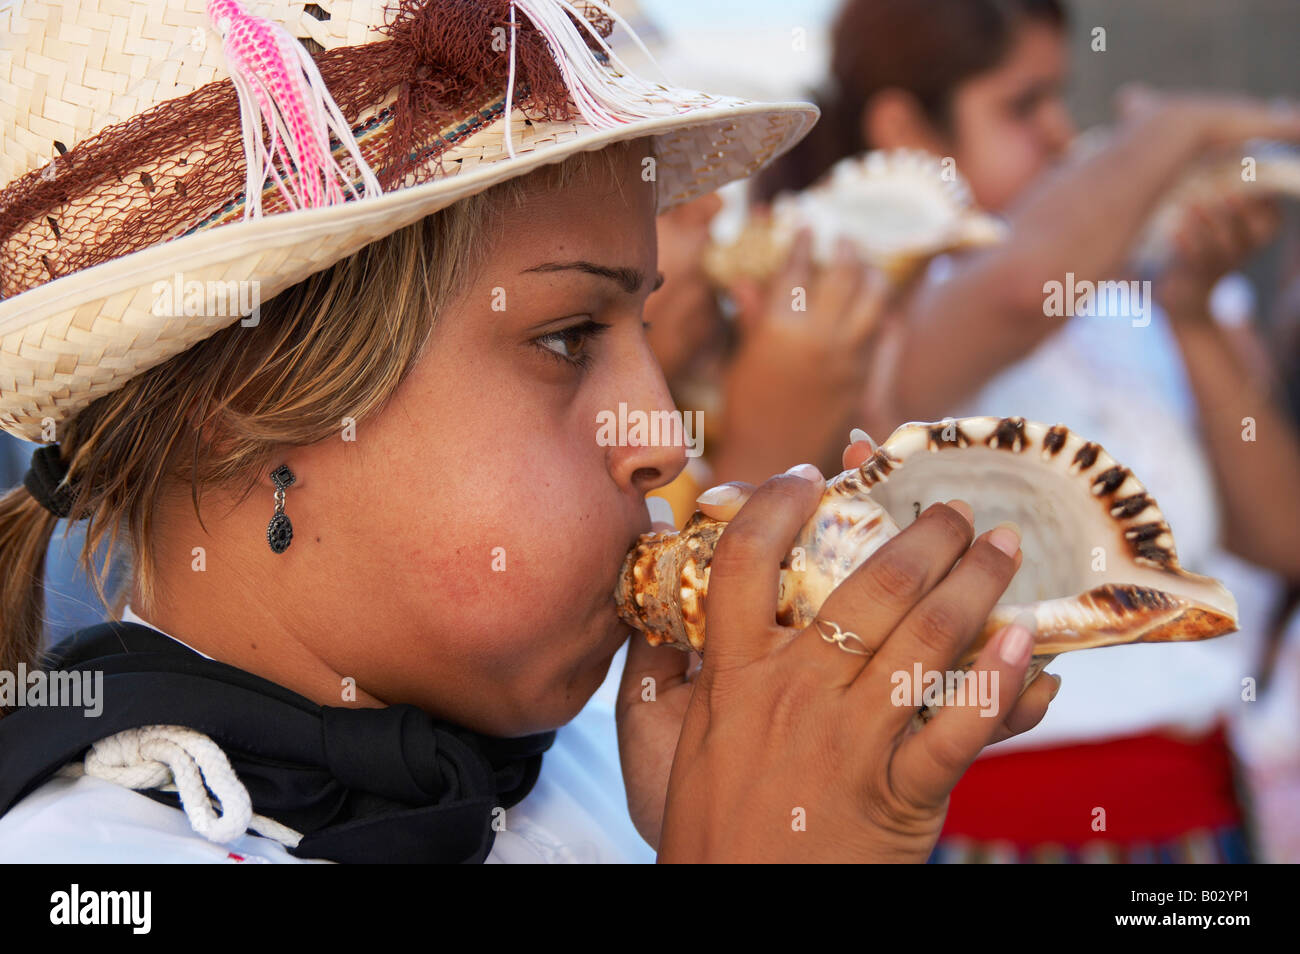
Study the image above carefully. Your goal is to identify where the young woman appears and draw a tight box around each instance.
[759,0,1300,861]
[0,0,1056,863]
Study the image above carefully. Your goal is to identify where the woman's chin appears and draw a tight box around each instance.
[400,618,632,738]
[547,631,630,729]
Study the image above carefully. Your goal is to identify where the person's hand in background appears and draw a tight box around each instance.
[1149,192,1300,582]
[713,230,889,483]
[1155,194,1281,321]
[644,193,728,384]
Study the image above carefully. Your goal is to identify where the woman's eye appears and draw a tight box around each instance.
[534,320,610,369]
[1009,94,1038,119]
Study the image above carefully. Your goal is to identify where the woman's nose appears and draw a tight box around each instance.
[605,406,691,496]
[603,365,691,496]
[1041,101,1078,157]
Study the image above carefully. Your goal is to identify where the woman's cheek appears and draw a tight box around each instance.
[421,518,587,648]
[964,132,1045,212]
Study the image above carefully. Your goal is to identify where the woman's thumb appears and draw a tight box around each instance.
[694,481,756,522]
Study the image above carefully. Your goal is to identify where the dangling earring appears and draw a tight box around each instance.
[267,464,296,554]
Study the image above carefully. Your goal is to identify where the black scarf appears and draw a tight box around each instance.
[0,621,554,863]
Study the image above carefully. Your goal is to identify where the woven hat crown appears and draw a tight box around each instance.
[2,1,389,187]
[1,0,636,298]
[0,0,817,439]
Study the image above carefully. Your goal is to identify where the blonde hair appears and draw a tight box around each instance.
[0,140,647,706]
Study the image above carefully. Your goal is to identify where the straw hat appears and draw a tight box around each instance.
[0,0,817,441]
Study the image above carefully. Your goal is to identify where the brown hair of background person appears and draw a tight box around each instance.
[754,0,1066,203]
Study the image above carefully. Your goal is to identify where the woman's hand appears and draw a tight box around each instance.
[616,500,704,849]
[615,473,809,850]
[1154,195,1280,320]
[654,457,1057,863]
[713,231,889,483]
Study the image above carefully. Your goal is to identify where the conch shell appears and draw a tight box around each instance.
[1132,140,1300,268]
[703,149,1007,287]
[617,417,1238,677]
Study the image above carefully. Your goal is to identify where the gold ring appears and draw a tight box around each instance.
[813,618,873,657]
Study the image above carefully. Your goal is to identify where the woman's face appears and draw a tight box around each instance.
[286,146,684,736]
[947,20,1076,211]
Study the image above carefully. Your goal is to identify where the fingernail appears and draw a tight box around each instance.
[988,521,1021,556]
[783,463,822,482]
[945,498,974,528]
[1048,673,1062,700]
[998,623,1032,665]
[646,495,676,526]
[696,483,742,506]
[849,427,877,450]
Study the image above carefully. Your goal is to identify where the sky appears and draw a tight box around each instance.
[625,0,840,100]
[639,0,841,30]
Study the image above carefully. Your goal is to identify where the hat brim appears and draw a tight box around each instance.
[0,98,816,440]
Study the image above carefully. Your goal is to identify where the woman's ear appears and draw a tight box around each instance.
[181,402,277,481]
[860,88,947,154]
[182,399,233,459]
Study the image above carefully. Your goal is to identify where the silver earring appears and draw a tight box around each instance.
[267,464,296,553]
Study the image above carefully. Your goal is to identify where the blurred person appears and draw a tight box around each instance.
[1229,214,1300,862]
[644,194,894,525]
[761,0,1300,861]
[639,194,729,525]
[624,0,904,526]
[1272,210,1300,420]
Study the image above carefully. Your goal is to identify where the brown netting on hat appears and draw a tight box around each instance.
[0,0,612,300]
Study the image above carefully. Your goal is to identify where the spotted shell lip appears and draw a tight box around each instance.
[702,149,1008,288]
[616,416,1239,661]
[856,417,1183,575]
[857,415,1201,574]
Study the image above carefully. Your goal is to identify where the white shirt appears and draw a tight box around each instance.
[0,610,655,863]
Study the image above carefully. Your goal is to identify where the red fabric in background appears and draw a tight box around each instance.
[941,724,1241,846]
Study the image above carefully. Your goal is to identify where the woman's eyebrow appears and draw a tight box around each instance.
[523,261,664,294]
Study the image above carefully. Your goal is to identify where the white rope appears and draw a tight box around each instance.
[66,725,303,849]
[503,0,699,158]
[505,3,520,159]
